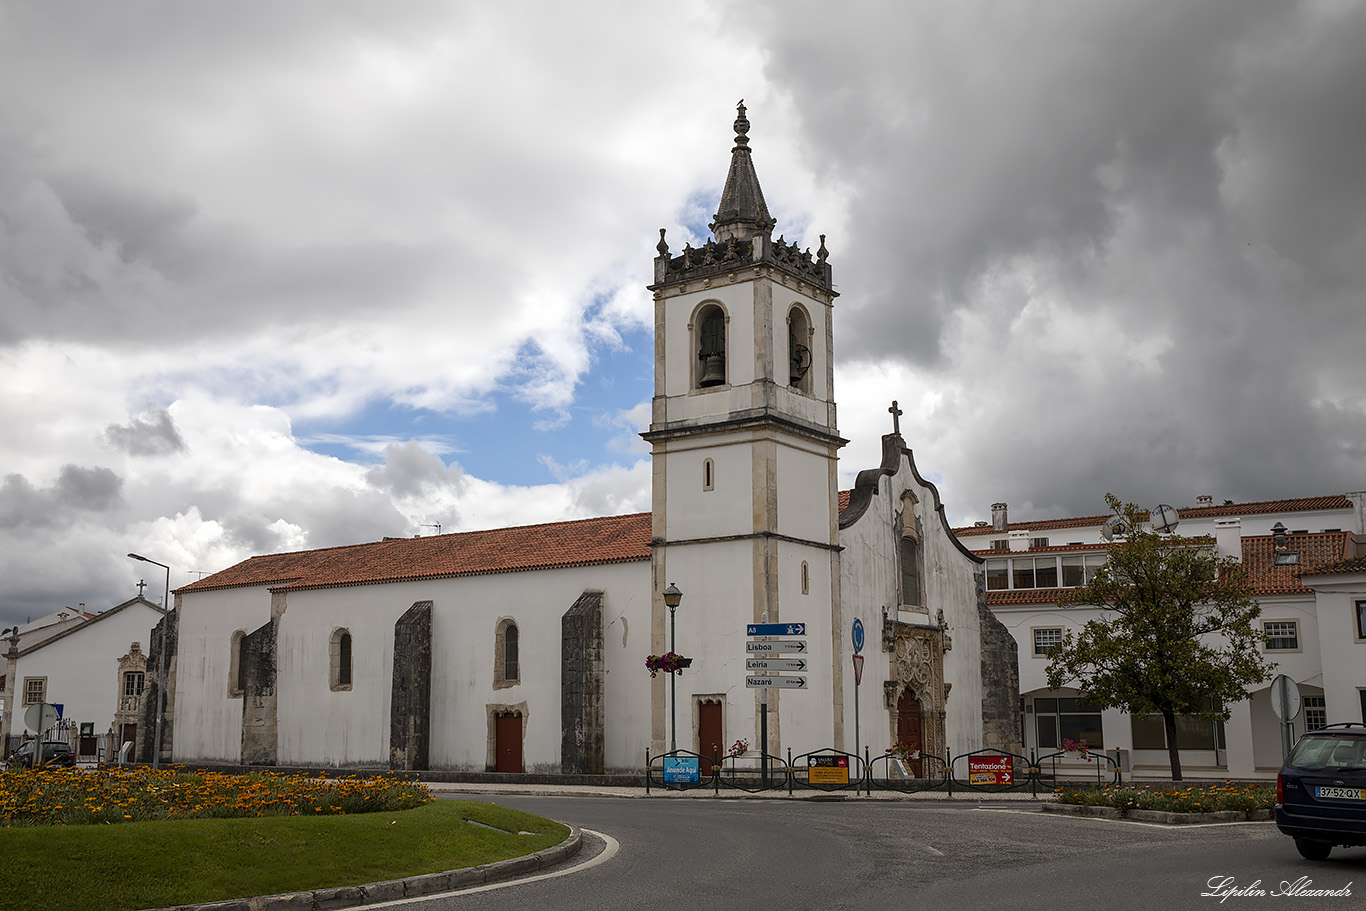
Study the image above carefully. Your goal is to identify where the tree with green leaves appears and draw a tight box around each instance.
[1045,494,1273,780]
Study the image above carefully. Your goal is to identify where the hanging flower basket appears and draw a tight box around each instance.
[645,652,693,677]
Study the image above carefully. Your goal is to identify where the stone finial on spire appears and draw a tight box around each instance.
[733,99,750,149]
[656,228,669,258]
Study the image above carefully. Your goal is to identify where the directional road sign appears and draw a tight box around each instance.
[747,622,807,637]
[745,639,807,654]
[746,675,807,689]
[746,657,808,672]
[852,618,865,653]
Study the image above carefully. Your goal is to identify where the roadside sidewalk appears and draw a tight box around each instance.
[425,781,1050,801]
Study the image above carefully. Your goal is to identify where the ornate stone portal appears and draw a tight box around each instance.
[882,611,951,765]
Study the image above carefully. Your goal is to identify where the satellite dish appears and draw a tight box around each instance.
[1101,514,1128,541]
[1151,504,1180,535]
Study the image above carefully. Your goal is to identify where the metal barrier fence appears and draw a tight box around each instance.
[647,744,1121,796]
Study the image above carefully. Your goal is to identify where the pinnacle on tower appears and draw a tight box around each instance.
[709,100,777,242]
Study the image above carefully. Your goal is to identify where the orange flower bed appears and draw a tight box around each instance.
[0,766,431,827]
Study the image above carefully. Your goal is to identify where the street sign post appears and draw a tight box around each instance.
[747,622,807,637]
[746,657,808,672]
[745,639,807,654]
[852,618,865,763]
[746,675,807,689]
[1270,673,1303,759]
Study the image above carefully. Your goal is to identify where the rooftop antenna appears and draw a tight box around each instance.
[420,523,442,536]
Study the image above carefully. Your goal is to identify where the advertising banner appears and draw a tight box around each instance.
[967,755,1014,785]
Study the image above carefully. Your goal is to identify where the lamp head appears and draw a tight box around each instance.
[663,583,683,609]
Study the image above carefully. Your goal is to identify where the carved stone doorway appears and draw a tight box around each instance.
[896,691,924,776]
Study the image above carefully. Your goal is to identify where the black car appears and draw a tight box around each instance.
[5,740,77,769]
[1275,723,1366,860]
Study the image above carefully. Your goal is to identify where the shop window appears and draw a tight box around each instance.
[1130,713,1226,750]
[1033,696,1104,749]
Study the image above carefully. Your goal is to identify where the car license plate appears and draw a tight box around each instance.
[1316,786,1366,800]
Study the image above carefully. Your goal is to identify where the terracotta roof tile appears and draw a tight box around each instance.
[1289,552,1366,578]
[1240,531,1350,595]
[180,513,652,594]
[838,490,851,513]
[955,494,1353,537]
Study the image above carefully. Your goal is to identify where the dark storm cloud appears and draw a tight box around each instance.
[0,465,124,527]
[105,406,187,456]
[750,0,1366,520]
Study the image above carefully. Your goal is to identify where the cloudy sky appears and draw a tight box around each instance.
[3,1,1365,626]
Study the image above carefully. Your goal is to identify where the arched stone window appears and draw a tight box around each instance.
[787,306,812,392]
[494,619,520,689]
[696,304,727,388]
[330,628,353,691]
[703,458,715,491]
[229,630,247,697]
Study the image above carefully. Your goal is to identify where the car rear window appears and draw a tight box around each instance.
[1286,734,1366,771]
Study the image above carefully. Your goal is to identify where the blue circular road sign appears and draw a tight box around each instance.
[852,617,865,653]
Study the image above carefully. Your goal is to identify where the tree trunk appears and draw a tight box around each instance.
[1162,710,1183,781]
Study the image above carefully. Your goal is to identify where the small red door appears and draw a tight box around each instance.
[896,691,924,777]
[495,712,523,773]
[698,701,723,775]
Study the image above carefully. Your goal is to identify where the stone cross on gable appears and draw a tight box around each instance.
[889,400,903,436]
[137,579,147,596]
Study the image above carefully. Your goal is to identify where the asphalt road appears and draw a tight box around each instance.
[401,797,1364,911]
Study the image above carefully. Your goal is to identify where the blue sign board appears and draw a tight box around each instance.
[663,757,700,784]
[852,618,865,654]
[747,622,806,636]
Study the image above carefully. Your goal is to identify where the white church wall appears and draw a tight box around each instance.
[174,586,270,762]
[662,435,752,540]
[776,445,833,542]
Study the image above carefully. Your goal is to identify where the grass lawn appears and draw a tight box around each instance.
[0,799,569,911]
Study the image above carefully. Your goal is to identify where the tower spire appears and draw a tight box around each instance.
[710,100,776,242]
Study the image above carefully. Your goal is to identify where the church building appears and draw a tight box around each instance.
[151,106,1021,774]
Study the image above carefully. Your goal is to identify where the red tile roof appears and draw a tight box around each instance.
[1297,553,1366,578]
[984,531,1350,605]
[1240,532,1350,595]
[954,494,1353,537]
[179,513,653,594]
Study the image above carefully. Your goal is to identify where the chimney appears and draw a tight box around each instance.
[1197,495,1213,508]
[991,502,1008,533]
[1214,517,1242,562]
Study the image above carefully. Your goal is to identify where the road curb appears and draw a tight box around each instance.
[1039,803,1273,824]
[152,825,583,911]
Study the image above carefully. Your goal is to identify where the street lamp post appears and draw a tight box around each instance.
[128,553,170,770]
[663,583,682,754]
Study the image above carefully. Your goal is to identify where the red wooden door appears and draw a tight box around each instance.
[698,702,723,775]
[896,691,924,777]
[495,712,523,773]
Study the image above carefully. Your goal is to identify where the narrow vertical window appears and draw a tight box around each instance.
[703,458,714,491]
[801,561,809,595]
[331,628,353,691]
[900,537,921,607]
[495,619,520,689]
[504,625,519,682]
[229,630,247,697]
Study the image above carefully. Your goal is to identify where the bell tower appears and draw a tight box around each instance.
[643,103,845,754]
